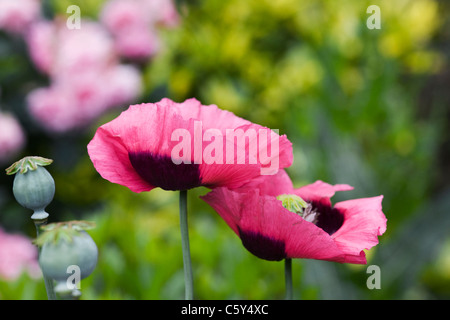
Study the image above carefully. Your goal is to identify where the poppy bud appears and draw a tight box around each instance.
[6,156,55,220]
[34,221,98,297]
[39,231,98,282]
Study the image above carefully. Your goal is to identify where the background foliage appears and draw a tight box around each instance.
[0,0,449,299]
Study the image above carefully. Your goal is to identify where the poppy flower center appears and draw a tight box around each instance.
[310,200,344,235]
[277,194,343,235]
[128,151,202,191]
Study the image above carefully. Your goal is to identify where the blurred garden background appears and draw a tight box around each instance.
[0,0,449,299]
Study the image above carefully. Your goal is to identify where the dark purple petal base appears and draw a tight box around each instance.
[311,201,345,235]
[128,152,202,191]
[238,228,286,261]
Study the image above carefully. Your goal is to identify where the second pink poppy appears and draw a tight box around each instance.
[201,170,387,264]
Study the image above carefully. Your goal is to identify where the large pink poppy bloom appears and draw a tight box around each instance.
[87,98,293,192]
[201,170,387,264]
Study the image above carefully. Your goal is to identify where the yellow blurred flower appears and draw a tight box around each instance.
[378,0,440,61]
[202,78,246,113]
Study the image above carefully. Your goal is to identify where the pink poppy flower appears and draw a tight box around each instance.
[87,98,293,192]
[201,170,387,264]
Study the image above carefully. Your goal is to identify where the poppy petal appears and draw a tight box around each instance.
[88,102,203,191]
[332,196,387,256]
[202,188,291,261]
[283,216,368,263]
[87,126,154,193]
[294,180,354,206]
[174,97,251,130]
[233,169,294,196]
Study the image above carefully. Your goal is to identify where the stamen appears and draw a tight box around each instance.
[277,194,320,225]
[277,194,307,215]
[302,204,319,224]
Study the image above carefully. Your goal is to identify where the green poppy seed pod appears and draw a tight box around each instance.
[6,156,55,220]
[39,231,98,283]
[12,166,55,220]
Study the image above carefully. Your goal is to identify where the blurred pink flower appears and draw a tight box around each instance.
[114,26,160,60]
[25,20,54,74]
[27,64,142,133]
[143,0,180,27]
[0,227,40,281]
[0,0,41,35]
[26,20,116,77]
[0,112,26,164]
[101,0,149,32]
[26,85,80,133]
[25,19,142,133]
[105,64,143,107]
[51,21,116,76]
[100,0,178,60]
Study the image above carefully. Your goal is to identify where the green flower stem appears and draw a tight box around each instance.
[285,258,293,300]
[34,218,57,300]
[179,190,194,300]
